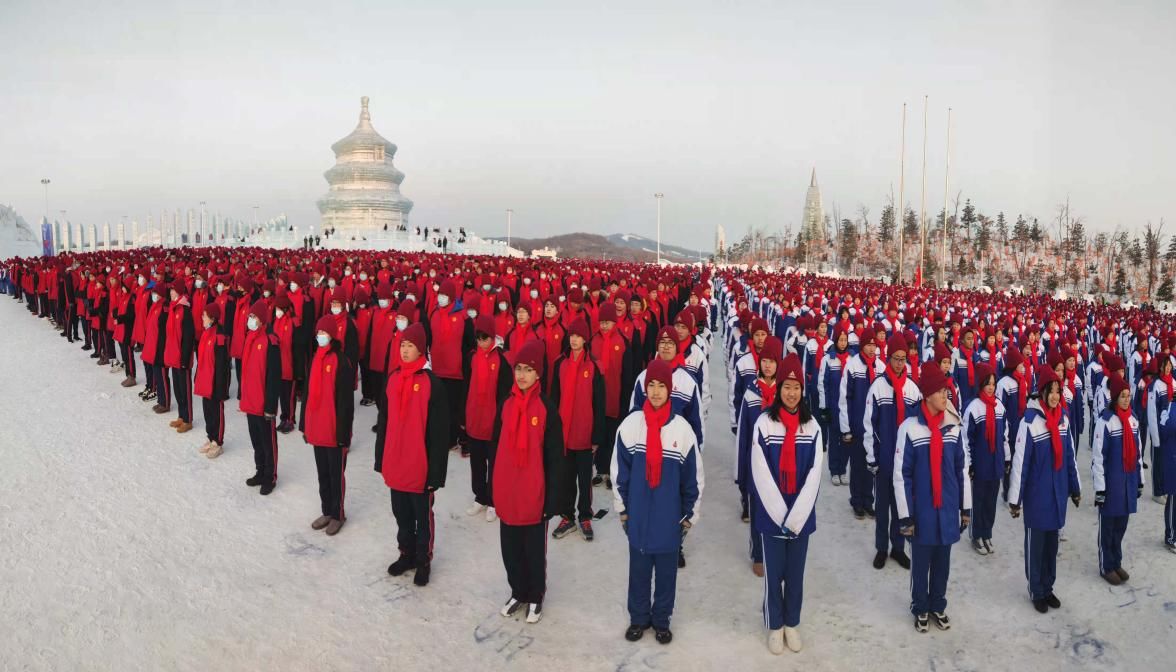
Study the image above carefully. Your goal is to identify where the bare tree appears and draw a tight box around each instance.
[1145,220,1165,301]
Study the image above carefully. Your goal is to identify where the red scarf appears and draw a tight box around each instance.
[924,403,945,509]
[959,347,975,386]
[1116,406,1138,473]
[814,335,829,362]
[1041,402,1064,471]
[1064,367,1078,398]
[473,345,497,401]
[887,369,908,425]
[862,353,877,384]
[597,328,619,379]
[506,383,540,467]
[836,349,850,372]
[398,356,427,417]
[307,346,331,412]
[979,391,997,453]
[756,378,777,407]
[1013,370,1029,413]
[642,400,671,488]
[559,349,589,446]
[1163,373,1175,402]
[778,407,800,495]
[677,336,693,359]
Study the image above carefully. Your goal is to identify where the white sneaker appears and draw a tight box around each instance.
[205,441,223,459]
[486,507,497,523]
[526,602,542,624]
[783,626,802,652]
[1166,542,1176,555]
[466,502,486,516]
[768,628,785,655]
[1059,529,1068,542]
[500,598,522,617]
[198,440,212,454]
[1154,495,1167,505]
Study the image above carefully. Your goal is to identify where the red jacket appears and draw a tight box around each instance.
[375,366,449,493]
[163,301,195,369]
[492,387,567,525]
[239,327,281,416]
[368,306,398,372]
[590,328,632,418]
[273,314,294,381]
[535,317,568,391]
[300,345,355,448]
[428,306,470,380]
[194,328,230,400]
[464,346,512,441]
[551,350,606,450]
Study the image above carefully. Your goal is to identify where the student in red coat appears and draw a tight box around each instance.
[165,284,197,433]
[428,279,474,452]
[462,315,514,522]
[366,284,399,408]
[132,274,154,400]
[145,282,172,415]
[376,323,450,587]
[300,315,357,537]
[230,277,258,401]
[113,275,138,388]
[550,317,607,541]
[195,304,231,459]
[535,298,568,392]
[240,300,283,495]
[493,340,570,624]
[352,288,375,406]
[272,295,297,434]
[591,302,635,489]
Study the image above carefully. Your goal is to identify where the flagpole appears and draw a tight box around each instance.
[897,103,907,284]
[940,107,952,288]
[918,95,928,286]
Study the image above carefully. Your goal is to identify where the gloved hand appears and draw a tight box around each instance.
[899,518,914,537]
[1070,494,1081,508]
[681,520,692,539]
[1009,504,1022,519]
[782,529,799,540]
[959,512,971,534]
[867,462,879,476]
[620,514,629,534]
[1095,491,1106,507]
[842,433,854,444]
[1004,461,1012,476]
[968,465,975,479]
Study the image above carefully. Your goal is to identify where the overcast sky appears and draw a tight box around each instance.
[2,0,1172,251]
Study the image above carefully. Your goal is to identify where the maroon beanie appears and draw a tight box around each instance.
[918,361,951,398]
[402,323,427,354]
[779,353,803,391]
[203,304,221,324]
[598,303,618,323]
[514,340,545,372]
[760,336,784,363]
[474,314,495,339]
[249,300,271,326]
[645,358,674,392]
[568,317,590,341]
[1108,373,1129,403]
[314,314,336,336]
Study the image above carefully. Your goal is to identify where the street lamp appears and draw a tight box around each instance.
[40,178,50,223]
[199,201,206,245]
[506,208,513,248]
[654,193,664,264]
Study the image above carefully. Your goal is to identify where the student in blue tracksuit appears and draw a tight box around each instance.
[1148,357,1174,501]
[962,363,1009,556]
[997,348,1029,500]
[1061,347,1085,448]
[894,362,970,633]
[818,326,852,485]
[1008,365,1082,614]
[750,353,822,654]
[735,337,783,574]
[952,327,981,411]
[838,330,885,519]
[1159,387,1176,553]
[613,358,701,646]
[864,333,923,570]
[1091,374,1145,585]
[731,317,771,433]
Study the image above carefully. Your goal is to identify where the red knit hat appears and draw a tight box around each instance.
[760,336,784,363]
[778,353,804,391]
[1034,364,1060,395]
[918,362,951,398]
[402,323,427,354]
[975,362,995,387]
[314,314,336,336]
[1004,347,1025,373]
[474,314,495,339]
[203,304,221,324]
[514,340,545,372]
[645,358,674,392]
[568,317,590,341]
[249,300,271,325]
[598,303,618,323]
[887,333,908,358]
[750,317,770,336]
[1107,373,1130,403]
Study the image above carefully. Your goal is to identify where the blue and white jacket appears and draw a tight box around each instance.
[961,397,1010,481]
[952,347,981,410]
[804,337,832,409]
[1085,360,1104,409]
[863,374,923,472]
[996,374,1026,454]
[630,365,705,451]
[735,384,769,489]
[818,350,850,420]
[838,353,886,438]
[611,410,702,554]
[893,406,972,547]
[750,411,823,538]
[1146,377,1173,448]
[1091,409,1144,517]
[731,349,760,428]
[680,341,710,416]
[1009,401,1082,531]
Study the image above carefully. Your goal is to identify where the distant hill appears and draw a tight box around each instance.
[491,232,703,263]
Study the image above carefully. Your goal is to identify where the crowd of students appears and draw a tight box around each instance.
[3,248,1175,654]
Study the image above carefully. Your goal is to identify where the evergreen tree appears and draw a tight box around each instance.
[878,204,895,243]
[1028,218,1042,245]
[1166,234,1176,264]
[1068,218,1086,256]
[1158,276,1174,303]
[983,265,995,288]
[1046,272,1059,293]
[961,199,977,242]
[839,218,858,269]
[1129,236,1144,266]
[1013,214,1029,246]
[1145,221,1163,300]
[976,214,992,252]
[903,207,919,239]
[1113,264,1128,298]
[996,212,1008,246]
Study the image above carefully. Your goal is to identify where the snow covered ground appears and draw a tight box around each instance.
[2,294,1174,672]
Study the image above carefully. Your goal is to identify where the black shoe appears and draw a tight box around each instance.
[579,520,594,541]
[931,611,951,630]
[81,344,92,351]
[625,624,649,642]
[143,390,157,402]
[654,628,673,644]
[413,562,431,586]
[873,551,887,569]
[605,477,613,490]
[259,482,274,496]
[1045,593,1061,609]
[592,474,605,487]
[552,517,577,539]
[359,398,375,407]
[276,421,294,434]
[853,507,866,520]
[741,502,750,523]
[864,506,876,518]
[90,352,100,359]
[371,424,378,433]
[1033,598,1049,614]
[889,549,911,570]
[387,554,415,576]
[246,475,263,487]
[914,613,929,633]
[678,549,686,568]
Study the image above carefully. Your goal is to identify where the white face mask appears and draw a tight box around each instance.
[360,273,368,281]
[195,279,204,288]
[316,334,331,347]
[344,269,352,276]
[406,294,416,303]
[437,295,450,308]
[396,317,409,331]
[467,309,477,319]
[429,271,436,278]
[263,291,271,298]
[331,306,343,315]
[216,284,225,294]
[498,301,508,312]
[275,309,285,319]
[203,318,213,330]
[137,276,146,286]
[482,284,491,291]
[524,278,531,285]
[378,299,390,309]
[289,283,299,292]
[530,290,538,298]
[328,279,336,288]
[247,317,260,331]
